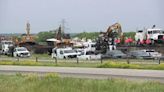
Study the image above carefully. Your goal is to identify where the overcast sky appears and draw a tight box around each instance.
[0,0,164,34]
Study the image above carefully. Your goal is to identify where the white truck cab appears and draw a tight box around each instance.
[51,47,79,59]
[83,42,96,51]
[146,29,164,40]
[1,40,13,55]
[135,28,164,43]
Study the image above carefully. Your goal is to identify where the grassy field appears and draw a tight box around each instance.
[0,60,164,70]
[0,60,99,67]
[0,74,164,92]
[98,61,164,70]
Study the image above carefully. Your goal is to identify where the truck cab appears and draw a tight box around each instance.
[146,29,164,40]
[135,28,164,44]
[1,40,14,55]
[51,47,79,59]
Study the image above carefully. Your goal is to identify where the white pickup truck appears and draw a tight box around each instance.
[51,48,79,59]
[13,47,31,57]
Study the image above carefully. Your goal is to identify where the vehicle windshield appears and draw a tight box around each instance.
[153,30,160,34]
[17,48,27,51]
[91,44,96,47]
[146,51,155,52]
[86,51,94,55]
[64,50,76,53]
[137,30,143,33]
[162,31,164,34]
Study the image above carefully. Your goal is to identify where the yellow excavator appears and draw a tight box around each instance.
[96,23,124,53]
[105,23,124,43]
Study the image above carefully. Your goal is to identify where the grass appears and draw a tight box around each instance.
[0,74,164,92]
[0,60,99,67]
[98,61,164,70]
[0,59,164,70]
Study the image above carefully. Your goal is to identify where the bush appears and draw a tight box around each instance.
[98,61,164,70]
[98,62,141,69]
[44,73,59,79]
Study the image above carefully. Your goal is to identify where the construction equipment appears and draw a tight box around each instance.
[96,23,124,53]
[13,21,36,47]
[53,26,73,48]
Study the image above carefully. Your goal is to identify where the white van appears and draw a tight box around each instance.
[51,48,79,59]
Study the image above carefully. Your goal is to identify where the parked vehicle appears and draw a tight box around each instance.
[0,40,14,55]
[51,47,79,59]
[82,41,96,51]
[13,47,31,57]
[74,49,84,55]
[77,50,101,60]
[101,50,126,59]
[129,50,152,59]
[135,27,164,44]
[140,49,162,58]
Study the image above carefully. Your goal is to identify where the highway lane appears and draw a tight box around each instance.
[0,65,164,83]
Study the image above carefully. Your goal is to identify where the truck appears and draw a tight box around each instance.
[51,47,79,59]
[13,47,31,57]
[135,27,164,44]
[0,40,14,55]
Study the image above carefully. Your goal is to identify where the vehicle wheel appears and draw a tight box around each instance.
[64,56,66,59]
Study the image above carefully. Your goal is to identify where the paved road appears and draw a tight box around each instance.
[0,65,164,83]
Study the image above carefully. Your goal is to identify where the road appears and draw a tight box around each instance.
[0,65,164,83]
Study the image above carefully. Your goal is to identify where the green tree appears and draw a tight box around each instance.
[36,31,55,42]
[73,32,99,40]
[123,32,136,39]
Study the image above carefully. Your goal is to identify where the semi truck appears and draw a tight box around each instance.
[135,27,164,44]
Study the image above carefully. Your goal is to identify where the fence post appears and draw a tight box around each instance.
[55,58,57,64]
[36,57,38,62]
[158,57,161,64]
[17,57,19,61]
[127,56,130,64]
[101,56,103,64]
[77,57,79,64]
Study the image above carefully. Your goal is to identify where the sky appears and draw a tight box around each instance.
[0,0,164,34]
